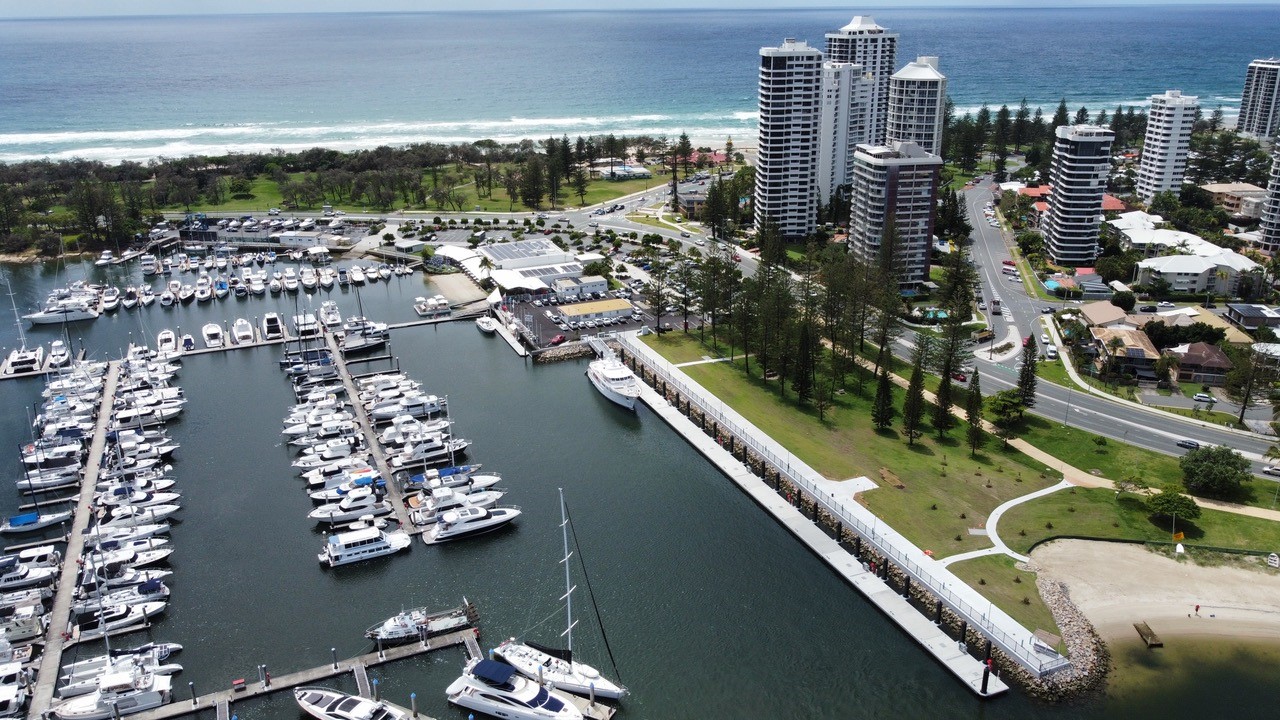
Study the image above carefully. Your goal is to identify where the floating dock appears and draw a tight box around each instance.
[118,627,481,720]
[28,361,121,715]
[323,333,417,533]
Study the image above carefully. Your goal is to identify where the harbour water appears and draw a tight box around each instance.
[1,258,1279,718]
[1,6,1278,163]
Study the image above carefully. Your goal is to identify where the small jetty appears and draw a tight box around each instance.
[1134,622,1163,648]
[120,627,482,720]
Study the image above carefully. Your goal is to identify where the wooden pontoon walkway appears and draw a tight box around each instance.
[28,361,121,717]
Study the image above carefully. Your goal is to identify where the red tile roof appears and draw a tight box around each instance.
[1020,185,1126,212]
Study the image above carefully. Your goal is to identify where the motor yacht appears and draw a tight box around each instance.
[445,659,582,720]
[422,506,519,545]
[201,323,223,349]
[586,350,641,411]
[364,602,475,645]
[261,312,284,340]
[231,318,254,345]
[316,526,411,568]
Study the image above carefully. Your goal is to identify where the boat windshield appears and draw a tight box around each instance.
[529,687,564,712]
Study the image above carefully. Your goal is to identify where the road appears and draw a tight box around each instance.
[957,180,1280,479]
[168,181,1279,478]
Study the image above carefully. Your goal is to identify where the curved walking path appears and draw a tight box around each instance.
[939,480,1073,567]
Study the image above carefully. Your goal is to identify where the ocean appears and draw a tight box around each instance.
[0,5,1276,164]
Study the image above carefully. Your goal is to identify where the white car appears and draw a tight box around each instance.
[1040,333,1050,344]
[1262,466,1280,477]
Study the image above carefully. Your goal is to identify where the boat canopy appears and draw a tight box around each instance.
[6,514,38,528]
[472,659,517,685]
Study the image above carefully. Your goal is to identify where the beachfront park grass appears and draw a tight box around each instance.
[947,555,1063,647]
[1014,414,1184,485]
[167,167,666,216]
[643,332,1057,556]
[1001,487,1280,555]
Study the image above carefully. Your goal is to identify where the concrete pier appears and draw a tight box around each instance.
[29,361,121,716]
[617,334,1048,695]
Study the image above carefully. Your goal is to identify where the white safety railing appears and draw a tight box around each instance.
[620,334,1071,677]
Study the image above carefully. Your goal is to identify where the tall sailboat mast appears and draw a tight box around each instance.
[558,487,577,654]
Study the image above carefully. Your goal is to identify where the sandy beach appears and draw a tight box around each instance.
[1033,539,1280,643]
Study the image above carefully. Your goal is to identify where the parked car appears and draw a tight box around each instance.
[549,334,567,346]
[1262,466,1280,477]
[951,372,967,382]
[1139,305,1157,312]
[1193,392,1215,403]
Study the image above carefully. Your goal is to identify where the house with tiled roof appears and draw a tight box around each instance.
[1090,327,1161,380]
[1164,342,1234,386]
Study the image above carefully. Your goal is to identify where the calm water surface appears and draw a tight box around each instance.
[0,260,1277,718]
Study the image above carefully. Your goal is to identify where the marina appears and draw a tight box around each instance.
[0,257,1135,720]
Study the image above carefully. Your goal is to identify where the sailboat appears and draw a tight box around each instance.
[494,489,627,700]
[3,273,44,375]
[339,286,388,356]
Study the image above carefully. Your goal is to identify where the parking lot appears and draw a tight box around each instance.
[504,281,704,348]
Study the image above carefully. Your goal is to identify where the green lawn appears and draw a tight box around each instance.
[1017,414,1183,484]
[1001,487,1280,554]
[1148,404,1246,430]
[943,160,994,191]
[645,332,1055,556]
[624,214,674,231]
[1035,357,1073,386]
[947,555,1063,649]
[172,168,663,216]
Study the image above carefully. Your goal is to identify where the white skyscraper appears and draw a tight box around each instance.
[1259,149,1280,253]
[847,141,942,286]
[817,61,874,205]
[1136,90,1198,203]
[754,39,823,240]
[886,57,947,157]
[1238,58,1280,139]
[1043,125,1115,266]
[825,16,898,145]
